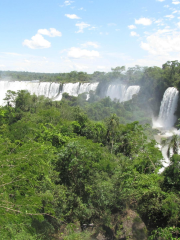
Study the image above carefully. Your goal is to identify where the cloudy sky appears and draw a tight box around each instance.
[1,0,180,73]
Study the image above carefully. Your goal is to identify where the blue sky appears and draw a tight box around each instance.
[1,0,180,73]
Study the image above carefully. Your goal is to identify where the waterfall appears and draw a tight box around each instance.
[55,82,80,101]
[54,82,100,101]
[79,82,99,94]
[123,86,140,102]
[48,83,61,99]
[79,82,99,100]
[153,87,179,173]
[106,83,140,102]
[156,87,179,129]
[106,84,127,102]
[0,80,99,106]
[0,80,140,106]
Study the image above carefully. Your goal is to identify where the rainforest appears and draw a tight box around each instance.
[1,61,180,239]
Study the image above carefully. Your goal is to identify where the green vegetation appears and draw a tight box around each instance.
[1,61,180,239]
[62,92,152,125]
[0,90,178,239]
[0,65,144,83]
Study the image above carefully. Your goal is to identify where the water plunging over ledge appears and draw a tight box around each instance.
[0,80,99,106]
[153,87,179,172]
[106,83,140,102]
[153,87,179,130]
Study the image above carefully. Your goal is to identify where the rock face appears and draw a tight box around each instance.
[115,209,147,240]
[57,210,147,240]
[88,209,147,240]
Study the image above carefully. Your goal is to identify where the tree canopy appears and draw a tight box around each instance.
[1,61,180,239]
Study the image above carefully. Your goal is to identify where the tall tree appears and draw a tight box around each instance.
[106,114,120,153]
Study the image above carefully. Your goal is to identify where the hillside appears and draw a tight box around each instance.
[1,61,180,239]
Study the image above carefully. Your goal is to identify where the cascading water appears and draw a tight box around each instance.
[153,87,179,172]
[48,83,61,99]
[106,84,127,102]
[79,82,99,100]
[123,86,140,102]
[106,83,140,102]
[55,82,80,101]
[47,82,100,101]
[0,80,99,106]
[155,87,179,129]
[79,82,99,94]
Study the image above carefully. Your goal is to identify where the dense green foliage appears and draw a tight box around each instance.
[0,70,100,83]
[0,65,144,83]
[1,61,180,239]
[61,92,152,125]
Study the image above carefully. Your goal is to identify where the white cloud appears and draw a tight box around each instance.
[140,29,180,56]
[155,19,164,26]
[130,31,139,37]
[81,42,99,48]
[23,28,62,49]
[24,59,30,63]
[67,47,100,58]
[75,22,90,33]
[165,14,174,18]
[135,18,152,25]
[23,34,51,49]
[157,0,165,2]
[64,1,74,6]
[172,0,180,4]
[177,22,180,27]
[128,25,136,29]
[65,14,80,19]
[38,28,62,37]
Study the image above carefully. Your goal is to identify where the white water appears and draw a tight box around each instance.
[0,80,99,106]
[55,82,80,101]
[155,128,180,173]
[153,87,179,172]
[79,82,99,94]
[153,87,179,129]
[123,86,140,102]
[106,84,140,102]
[79,82,99,100]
